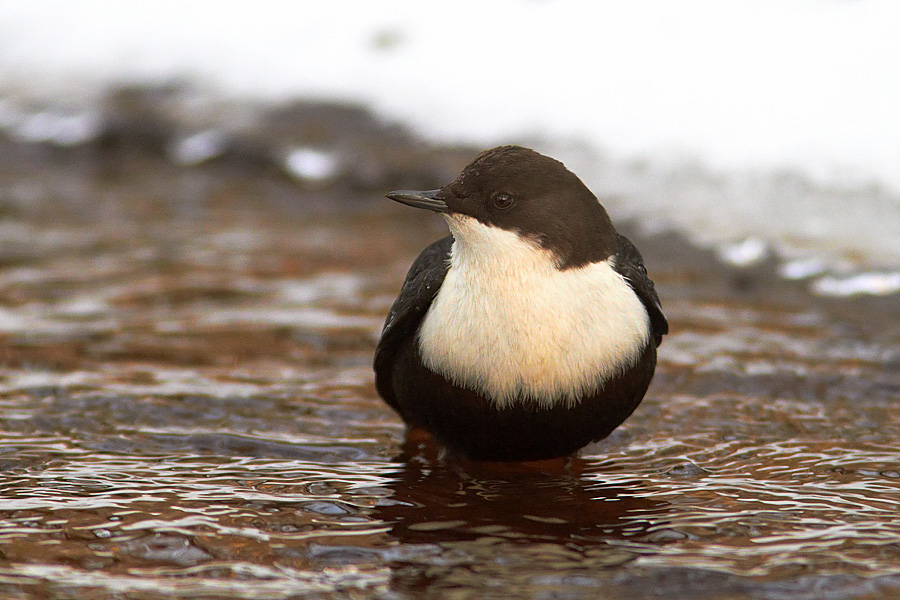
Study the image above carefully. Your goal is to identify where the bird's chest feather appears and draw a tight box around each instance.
[417,218,650,409]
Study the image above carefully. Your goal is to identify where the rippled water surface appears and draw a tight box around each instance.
[1,115,900,599]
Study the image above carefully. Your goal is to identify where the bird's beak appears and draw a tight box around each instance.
[386,189,449,213]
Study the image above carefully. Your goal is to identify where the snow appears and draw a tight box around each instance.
[1,0,899,288]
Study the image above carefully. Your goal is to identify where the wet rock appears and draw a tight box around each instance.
[120,533,212,566]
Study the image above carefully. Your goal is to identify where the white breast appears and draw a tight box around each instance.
[418,215,650,409]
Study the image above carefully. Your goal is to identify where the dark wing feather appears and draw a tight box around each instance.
[612,234,668,347]
[374,236,454,409]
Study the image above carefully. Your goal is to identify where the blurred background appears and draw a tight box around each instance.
[2,0,899,289]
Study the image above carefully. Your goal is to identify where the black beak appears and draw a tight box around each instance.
[386,189,448,213]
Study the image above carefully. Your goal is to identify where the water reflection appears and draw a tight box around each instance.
[377,435,669,554]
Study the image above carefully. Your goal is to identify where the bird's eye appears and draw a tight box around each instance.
[493,192,514,210]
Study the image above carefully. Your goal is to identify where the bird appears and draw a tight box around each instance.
[374,145,667,462]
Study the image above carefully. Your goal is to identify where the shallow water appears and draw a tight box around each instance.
[1,112,900,599]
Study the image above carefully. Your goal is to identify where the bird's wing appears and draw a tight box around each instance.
[613,234,668,347]
[374,236,454,408]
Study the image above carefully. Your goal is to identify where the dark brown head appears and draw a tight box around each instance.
[387,145,617,268]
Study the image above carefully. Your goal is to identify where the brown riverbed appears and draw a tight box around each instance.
[1,93,899,599]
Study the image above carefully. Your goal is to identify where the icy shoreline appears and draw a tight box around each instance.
[3,1,900,287]
[2,86,899,296]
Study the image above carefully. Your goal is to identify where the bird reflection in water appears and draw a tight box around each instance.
[375,429,672,559]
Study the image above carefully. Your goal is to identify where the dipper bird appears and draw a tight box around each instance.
[374,145,667,461]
